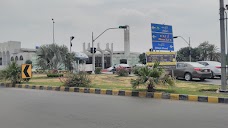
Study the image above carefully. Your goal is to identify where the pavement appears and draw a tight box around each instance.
[1,87,228,128]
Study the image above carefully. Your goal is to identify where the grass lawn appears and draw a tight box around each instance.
[2,73,228,97]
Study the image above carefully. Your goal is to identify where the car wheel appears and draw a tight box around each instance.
[210,71,214,79]
[200,78,205,81]
[184,73,192,81]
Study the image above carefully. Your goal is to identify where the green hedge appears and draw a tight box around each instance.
[95,67,102,74]
[47,74,64,77]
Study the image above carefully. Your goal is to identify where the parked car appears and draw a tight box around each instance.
[174,62,212,81]
[112,64,131,74]
[197,61,224,78]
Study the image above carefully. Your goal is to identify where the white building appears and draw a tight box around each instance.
[0,41,36,70]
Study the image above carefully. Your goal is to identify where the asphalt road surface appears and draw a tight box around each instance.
[178,78,222,85]
[0,87,228,128]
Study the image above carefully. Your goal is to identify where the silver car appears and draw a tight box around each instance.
[197,61,223,78]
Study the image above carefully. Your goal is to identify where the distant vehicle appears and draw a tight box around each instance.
[77,64,93,73]
[134,64,146,67]
[174,62,212,81]
[197,61,224,78]
[112,64,131,74]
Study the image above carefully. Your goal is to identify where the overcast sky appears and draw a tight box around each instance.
[0,0,224,53]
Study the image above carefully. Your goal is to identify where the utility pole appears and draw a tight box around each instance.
[219,0,227,92]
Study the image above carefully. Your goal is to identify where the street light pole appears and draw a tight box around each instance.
[91,26,127,74]
[52,19,55,44]
[173,36,191,62]
[189,37,191,62]
[219,0,227,92]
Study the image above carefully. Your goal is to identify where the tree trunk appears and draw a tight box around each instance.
[147,84,155,92]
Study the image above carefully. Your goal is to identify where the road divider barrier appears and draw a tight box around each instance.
[1,83,228,104]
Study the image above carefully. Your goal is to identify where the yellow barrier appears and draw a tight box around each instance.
[188,95,198,101]
[208,96,218,103]
[170,94,179,100]
[139,92,147,97]
[154,93,162,99]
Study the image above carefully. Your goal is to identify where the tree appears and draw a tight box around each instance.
[131,62,175,92]
[198,41,220,61]
[25,60,32,64]
[138,53,146,64]
[0,61,21,85]
[63,52,75,71]
[36,44,74,70]
[176,47,200,62]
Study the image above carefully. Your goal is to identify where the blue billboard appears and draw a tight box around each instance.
[151,23,174,51]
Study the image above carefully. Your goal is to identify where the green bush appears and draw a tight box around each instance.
[116,67,129,77]
[48,69,58,74]
[47,74,64,77]
[0,61,21,85]
[64,72,91,87]
[95,67,102,74]
[132,67,142,75]
[131,61,175,92]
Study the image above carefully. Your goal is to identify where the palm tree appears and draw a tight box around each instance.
[36,44,73,70]
[207,44,220,61]
[0,61,21,85]
[131,62,175,92]
[198,41,220,61]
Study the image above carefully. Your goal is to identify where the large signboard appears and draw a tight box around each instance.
[151,23,174,51]
[146,52,176,69]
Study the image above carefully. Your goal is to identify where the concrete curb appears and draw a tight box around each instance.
[1,83,228,104]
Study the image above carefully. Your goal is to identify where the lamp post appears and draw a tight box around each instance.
[173,36,191,62]
[91,26,127,74]
[70,36,74,53]
[52,19,55,44]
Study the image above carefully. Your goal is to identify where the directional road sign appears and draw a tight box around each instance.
[22,64,32,79]
[151,23,174,51]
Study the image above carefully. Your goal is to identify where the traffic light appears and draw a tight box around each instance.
[119,26,127,29]
[90,47,97,53]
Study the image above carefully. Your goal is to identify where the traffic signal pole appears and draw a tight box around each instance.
[92,32,95,74]
[219,0,227,92]
[91,26,127,74]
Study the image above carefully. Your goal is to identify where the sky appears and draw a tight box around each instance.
[0,0,224,53]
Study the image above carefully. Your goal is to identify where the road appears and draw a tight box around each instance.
[178,78,222,85]
[0,87,228,128]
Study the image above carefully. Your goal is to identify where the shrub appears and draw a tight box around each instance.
[48,69,58,74]
[0,61,21,85]
[95,67,102,74]
[25,60,32,64]
[47,74,64,77]
[131,61,175,92]
[116,67,129,77]
[132,67,142,75]
[64,72,91,87]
